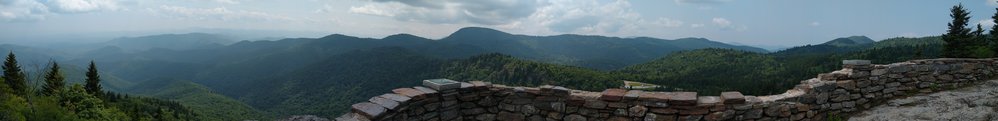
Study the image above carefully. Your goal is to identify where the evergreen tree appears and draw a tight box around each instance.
[42,62,65,96]
[85,61,102,97]
[943,4,972,58]
[991,6,998,57]
[2,52,27,95]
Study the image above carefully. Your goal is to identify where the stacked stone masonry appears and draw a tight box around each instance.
[336,58,997,121]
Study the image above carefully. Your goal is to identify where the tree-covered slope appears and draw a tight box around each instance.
[442,53,625,91]
[618,48,785,95]
[128,79,266,121]
[617,36,945,95]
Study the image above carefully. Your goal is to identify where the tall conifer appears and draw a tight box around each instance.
[943,4,972,57]
[85,61,102,97]
[42,62,65,96]
[2,51,27,95]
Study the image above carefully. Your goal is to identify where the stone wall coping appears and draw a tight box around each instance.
[338,58,997,120]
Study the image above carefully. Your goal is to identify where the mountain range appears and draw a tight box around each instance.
[0,27,942,120]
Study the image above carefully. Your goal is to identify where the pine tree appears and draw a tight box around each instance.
[85,61,102,97]
[42,62,65,96]
[943,4,972,58]
[991,6,998,57]
[2,51,27,95]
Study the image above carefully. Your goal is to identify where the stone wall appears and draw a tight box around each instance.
[335,58,997,121]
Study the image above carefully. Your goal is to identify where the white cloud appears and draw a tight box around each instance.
[348,3,401,17]
[315,4,336,13]
[711,17,747,31]
[980,19,996,28]
[0,0,119,22]
[810,21,821,26]
[652,17,684,28]
[150,5,296,22]
[0,0,48,22]
[42,0,119,13]
[989,0,998,7]
[690,23,704,28]
[712,17,731,26]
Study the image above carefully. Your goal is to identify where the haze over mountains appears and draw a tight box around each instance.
[0,27,942,120]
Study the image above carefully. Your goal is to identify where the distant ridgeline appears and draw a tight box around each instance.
[335,58,996,121]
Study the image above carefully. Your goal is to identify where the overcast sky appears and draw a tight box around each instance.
[1,0,998,46]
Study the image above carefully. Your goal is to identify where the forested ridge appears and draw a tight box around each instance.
[0,52,205,121]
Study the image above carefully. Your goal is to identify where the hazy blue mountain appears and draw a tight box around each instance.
[439,27,769,70]
[105,33,237,52]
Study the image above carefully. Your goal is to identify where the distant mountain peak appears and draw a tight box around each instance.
[383,33,429,41]
[821,36,874,46]
[319,34,360,40]
[445,27,512,39]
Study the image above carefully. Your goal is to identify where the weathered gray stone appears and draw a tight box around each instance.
[765,104,783,117]
[629,105,647,117]
[624,90,643,100]
[379,93,411,103]
[547,112,563,120]
[939,75,955,81]
[441,110,459,120]
[391,88,426,98]
[837,80,857,90]
[886,82,902,87]
[334,113,369,121]
[816,93,830,104]
[614,108,628,116]
[463,108,486,115]
[697,96,721,106]
[863,85,884,93]
[638,92,670,102]
[351,102,387,119]
[608,102,629,108]
[476,114,496,121]
[584,100,608,109]
[889,64,912,73]
[704,111,725,121]
[551,102,566,112]
[680,115,703,121]
[670,92,697,106]
[641,101,669,108]
[843,101,856,108]
[745,109,764,119]
[423,79,460,91]
[497,111,525,121]
[843,60,872,66]
[720,92,745,104]
[564,114,587,121]
[872,69,888,76]
[830,103,842,110]
[522,105,538,115]
[368,97,400,110]
[601,89,627,101]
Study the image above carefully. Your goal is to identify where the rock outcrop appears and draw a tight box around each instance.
[335,58,997,121]
[849,79,998,121]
